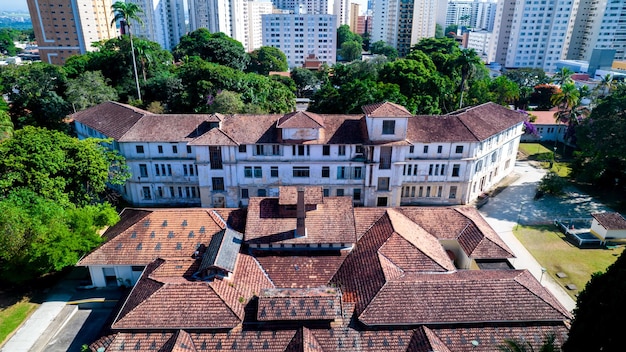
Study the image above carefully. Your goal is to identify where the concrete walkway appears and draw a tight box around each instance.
[479,160,614,313]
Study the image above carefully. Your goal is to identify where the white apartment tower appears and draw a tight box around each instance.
[372,0,443,57]
[245,1,274,51]
[568,0,626,61]
[489,0,579,72]
[446,0,498,31]
[26,0,117,64]
[262,12,336,67]
[127,0,186,50]
[271,0,349,27]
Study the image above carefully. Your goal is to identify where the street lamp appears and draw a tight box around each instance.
[540,267,547,284]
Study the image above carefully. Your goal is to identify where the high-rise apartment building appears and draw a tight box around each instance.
[568,0,626,61]
[349,2,359,32]
[262,12,336,67]
[489,0,578,72]
[372,0,444,57]
[271,0,349,27]
[245,1,274,51]
[126,0,185,51]
[27,0,116,64]
[446,0,497,31]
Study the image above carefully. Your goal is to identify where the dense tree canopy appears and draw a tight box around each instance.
[174,29,249,70]
[248,46,288,75]
[370,40,398,60]
[66,71,119,111]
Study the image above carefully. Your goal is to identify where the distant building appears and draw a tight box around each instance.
[568,0,626,62]
[262,12,336,68]
[26,0,116,64]
[349,2,359,32]
[446,0,497,31]
[244,0,274,51]
[466,30,491,59]
[127,0,186,51]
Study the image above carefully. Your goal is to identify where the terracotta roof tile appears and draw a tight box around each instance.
[245,197,356,245]
[378,252,404,281]
[78,209,236,266]
[167,330,197,352]
[118,114,221,142]
[187,127,238,146]
[592,212,626,230]
[257,287,342,321]
[253,251,348,288]
[90,332,175,352]
[71,101,148,140]
[408,326,452,352]
[362,102,413,117]
[358,270,571,326]
[277,111,325,128]
[452,102,527,141]
[278,186,324,205]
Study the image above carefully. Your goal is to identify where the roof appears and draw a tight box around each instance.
[362,102,413,118]
[529,109,560,125]
[278,186,324,205]
[257,287,342,321]
[71,101,147,140]
[118,114,221,142]
[77,208,242,266]
[199,227,243,273]
[277,111,325,129]
[592,212,626,230]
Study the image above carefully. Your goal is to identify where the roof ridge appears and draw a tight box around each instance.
[207,282,246,321]
[513,271,572,319]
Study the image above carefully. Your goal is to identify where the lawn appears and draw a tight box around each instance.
[0,299,38,345]
[513,225,624,299]
[518,142,553,158]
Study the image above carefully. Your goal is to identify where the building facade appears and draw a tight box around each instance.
[262,12,336,67]
[126,0,185,51]
[489,0,579,72]
[26,0,116,64]
[73,101,525,209]
[446,0,497,31]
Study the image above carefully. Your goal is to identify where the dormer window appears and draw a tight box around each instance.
[382,120,395,135]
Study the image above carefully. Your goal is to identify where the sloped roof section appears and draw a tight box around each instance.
[253,251,349,288]
[71,101,148,140]
[279,186,324,205]
[257,287,342,321]
[362,102,412,118]
[277,111,325,128]
[407,326,452,352]
[188,127,238,146]
[358,270,571,326]
[118,114,220,142]
[166,330,197,352]
[592,212,626,230]
[199,228,243,274]
[452,102,527,141]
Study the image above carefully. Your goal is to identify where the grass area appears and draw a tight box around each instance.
[538,161,572,177]
[0,299,38,346]
[514,225,624,299]
[519,143,553,157]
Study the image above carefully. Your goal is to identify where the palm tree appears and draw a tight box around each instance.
[498,333,560,352]
[551,67,574,86]
[551,82,580,120]
[111,1,144,101]
[594,73,614,99]
[456,48,482,108]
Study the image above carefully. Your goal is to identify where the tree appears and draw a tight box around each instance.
[370,40,398,60]
[0,29,18,56]
[504,68,549,109]
[594,73,615,100]
[0,110,13,141]
[0,126,129,207]
[111,1,144,101]
[435,24,444,38]
[66,71,118,112]
[340,40,362,62]
[291,67,319,97]
[455,48,483,108]
[444,24,458,36]
[531,84,560,110]
[248,46,288,75]
[270,74,296,94]
[499,333,561,352]
[174,29,249,70]
[208,90,245,114]
[563,251,626,351]
[336,24,362,49]
[551,67,574,86]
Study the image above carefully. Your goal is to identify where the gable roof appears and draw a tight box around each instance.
[592,212,626,230]
[118,114,221,142]
[277,111,325,128]
[257,287,342,321]
[71,101,148,140]
[362,102,413,118]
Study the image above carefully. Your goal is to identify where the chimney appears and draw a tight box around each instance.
[296,188,306,237]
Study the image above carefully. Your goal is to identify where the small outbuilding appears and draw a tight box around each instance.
[590,212,626,241]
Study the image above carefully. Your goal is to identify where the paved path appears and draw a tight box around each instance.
[480,161,613,313]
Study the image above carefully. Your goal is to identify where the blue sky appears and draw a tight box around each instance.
[0,0,28,12]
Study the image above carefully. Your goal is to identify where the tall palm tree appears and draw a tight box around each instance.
[456,48,482,108]
[595,73,614,99]
[551,67,574,86]
[111,1,144,101]
[551,82,580,120]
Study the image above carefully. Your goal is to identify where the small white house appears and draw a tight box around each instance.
[590,212,626,240]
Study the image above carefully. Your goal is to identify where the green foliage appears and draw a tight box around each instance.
[489,75,520,105]
[444,24,458,36]
[336,25,362,49]
[537,171,566,196]
[248,46,288,75]
[369,40,398,60]
[0,110,13,141]
[339,40,362,62]
[435,24,444,38]
[0,29,18,56]
[291,67,320,97]
[66,71,118,111]
[0,127,129,206]
[208,90,245,114]
[532,84,560,110]
[563,251,626,351]
[270,75,296,93]
[309,79,406,114]
[0,62,70,131]
[174,29,249,70]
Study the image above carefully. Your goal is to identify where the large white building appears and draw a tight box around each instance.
[72,101,525,209]
[371,0,445,57]
[272,0,350,26]
[568,0,626,62]
[489,0,579,72]
[446,0,498,31]
[127,0,186,50]
[262,12,336,67]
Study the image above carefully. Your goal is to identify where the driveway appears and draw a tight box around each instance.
[479,161,614,312]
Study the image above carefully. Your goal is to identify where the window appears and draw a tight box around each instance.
[379,147,392,169]
[154,164,160,176]
[323,188,330,197]
[209,146,223,169]
[382,120,396,134]
[241,189,249,199]
[271,166,278,177]
[212,177,224,191]
[426,186,431,197]
[257,189,267,197]
[437,186,443,198]
[136,145,144,154]
[455,145,463,153]
[183,164,189,176]
[337,166,346,179]
[449,186,457,199]
[336,189,344,196]
[338,145,346,156]
[293,145,310,156]
[272,145,281,155]
[292,166,310,177]
[409,145,414,153]
[377,197,388,206]
[172,145,178,154]
[353,188,361,201]
[322,145,330,155]
[170,186,175,197]
[322,166,330,178]
[167,164,172,176]
[353,167,363,179]
[157,187,163,197]
[255,145,265,155]
[187,146,192,154]
[429,164,433,175]
[475,160,483,172]
[452,164,460,177]
[437,145,443,153]
[239,145,247,153]
[377,177,390,191]
[158,145,163,153]
[423,145,428,153]
[254,166,262,178]
[139,164,148,178]
[244,167,252,178]
[142,187,151,199]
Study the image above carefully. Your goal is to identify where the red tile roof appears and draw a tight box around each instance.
[591,212,626,230]
[362,102,413,117]
[358,270,571,326]
[71,101,147,140]
[277,111,325,128]
[257,287,342,321]
[278,186,324,205]
[119,114,221,142]
[252,251,348,288]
